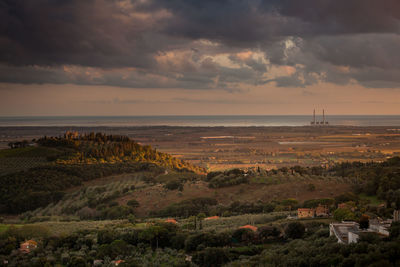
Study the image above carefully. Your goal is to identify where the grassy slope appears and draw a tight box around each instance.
[130,179,351,217]
[3,212,335,237]
[28,170,352,218]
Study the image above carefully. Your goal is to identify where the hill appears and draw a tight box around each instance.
[0,132,204,214]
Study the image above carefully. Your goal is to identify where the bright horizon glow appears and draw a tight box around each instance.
[1,83,400,116]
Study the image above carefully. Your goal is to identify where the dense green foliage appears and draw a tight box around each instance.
[330,157,400,208]
[227,234,400,266]
[0,132,205,214]
[37,132,204,173]
[206,169,249,188]
[154,197,218,217]
[1,218,399,267]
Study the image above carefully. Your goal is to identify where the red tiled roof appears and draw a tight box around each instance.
[165,218,177,224]
[239,225,258,232]
[205,216,219,220]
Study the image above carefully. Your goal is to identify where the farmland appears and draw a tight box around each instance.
[1,126,400,171]
[0,129,399,266]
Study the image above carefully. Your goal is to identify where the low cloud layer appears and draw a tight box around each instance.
[1,0,400,89]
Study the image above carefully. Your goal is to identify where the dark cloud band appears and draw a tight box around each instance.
[1,0,400,89]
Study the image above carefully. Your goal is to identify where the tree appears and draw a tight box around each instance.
[258,226,281,242]
[127,199,140,208]
[197,213,206,230]
[386,189,395,208]
[394,189,400,209]
[139,225,168,249]
[128,214,136,225]
[165,180,183,191]
[359,214,370,230]
[285,222,305,239]
[389,221,400,239]
[232,228,255,245]
[108,240,130,258]
[333,208,356,221]
[307,183,316,191]
[193,247,230,266]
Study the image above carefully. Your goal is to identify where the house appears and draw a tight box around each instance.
[93,260,103,266]
[329,222,360,244]
[315,204,329,217]
[369,219,390,237]
[165,218,177,224]
[204,216,219,220]
[185,255,193,262]
[330,220,390,244]
[297,208,315,218]
[19,240,38,253]
[239,225,258,232]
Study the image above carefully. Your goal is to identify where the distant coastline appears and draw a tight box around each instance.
[0,115,400,127]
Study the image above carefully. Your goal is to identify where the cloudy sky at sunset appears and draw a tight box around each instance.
[1,0,400,116]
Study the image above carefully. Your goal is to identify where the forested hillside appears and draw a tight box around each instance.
[329,157,400,208]
[0,132,204,214]
[37,132,204,172]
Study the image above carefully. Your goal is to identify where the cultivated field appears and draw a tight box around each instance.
[1,126,400,170]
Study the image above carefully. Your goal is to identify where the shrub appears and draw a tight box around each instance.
[232,228,256,245]
[193,247,230,266]
[155,197,218,217]
[108,201,118,207]
[307,183,316,191]
[164,180,183,191]
[333,208,356,221]
[127,199,140,208]
[359,214,370,229]
[258,226,281,242]
[285,222,305,239]
[100,206,133,220]
[77,207,99,220]
[128,214,136,225]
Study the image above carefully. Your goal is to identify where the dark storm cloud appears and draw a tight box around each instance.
[156,0,400,43]
[1,0,400,88]
[274,0,400,35]
[0,0,161,68]
[308,34,400,69]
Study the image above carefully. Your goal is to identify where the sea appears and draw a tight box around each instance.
[0,115,400,127]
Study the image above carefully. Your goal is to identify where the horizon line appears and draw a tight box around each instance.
[1,114,400,117]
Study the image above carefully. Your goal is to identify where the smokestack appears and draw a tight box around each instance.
[313,109,316,124]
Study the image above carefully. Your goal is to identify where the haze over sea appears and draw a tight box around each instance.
[1,115,400,127]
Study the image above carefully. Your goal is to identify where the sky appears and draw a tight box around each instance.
[1,0,400,116]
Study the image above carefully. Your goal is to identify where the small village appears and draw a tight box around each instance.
[296,205,399,244]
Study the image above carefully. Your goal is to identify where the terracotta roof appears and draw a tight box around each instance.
[205,216,219,220]
[239,225,258,232]
[165,218,177,224]
[114,260,125,266]
[24,240,38,246]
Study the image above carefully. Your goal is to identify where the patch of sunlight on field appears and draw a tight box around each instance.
[0,224,23,233]
[30,220,127,235]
